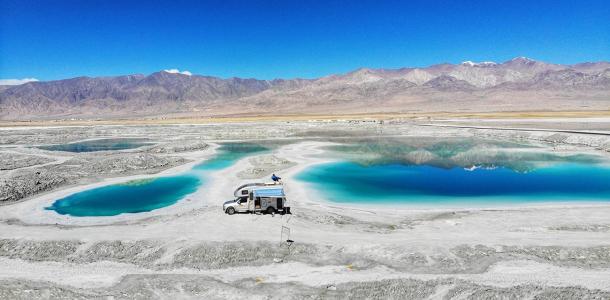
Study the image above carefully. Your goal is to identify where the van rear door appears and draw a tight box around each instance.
[276,198,283,209]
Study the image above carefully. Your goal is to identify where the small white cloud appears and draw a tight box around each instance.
[461,61,496,67]
[163,69,192,76]
[0,78,39,85]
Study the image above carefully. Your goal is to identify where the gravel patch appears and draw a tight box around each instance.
[1,239,609,273]
[1,276,609,300]
[74,240,166,267]
[237,155,296,179]
[0,239,82,262]
[171,241,319,269]
[0,152,54,170]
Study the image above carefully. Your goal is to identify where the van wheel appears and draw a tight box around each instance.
[266,207,276,215]
[226,207,235,215]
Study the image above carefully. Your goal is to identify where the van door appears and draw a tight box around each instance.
[276,198,283,209]
[236,197,248,212]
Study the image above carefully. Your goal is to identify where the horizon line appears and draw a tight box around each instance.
[2,56,610,84]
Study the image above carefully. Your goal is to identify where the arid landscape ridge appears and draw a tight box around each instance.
[1,57,609,120]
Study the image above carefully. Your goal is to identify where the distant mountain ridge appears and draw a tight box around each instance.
[1,58,609,119]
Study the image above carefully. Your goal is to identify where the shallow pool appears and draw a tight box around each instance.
[45,142,269,216]
[192,143,269,171]
[38,138,152,152]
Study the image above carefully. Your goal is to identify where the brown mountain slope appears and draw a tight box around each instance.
[1,58,609,120]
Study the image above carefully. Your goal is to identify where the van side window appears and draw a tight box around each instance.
[242,190,248,195]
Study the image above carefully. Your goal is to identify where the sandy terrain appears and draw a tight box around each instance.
[1,120,610,299]
[2,110,610,127]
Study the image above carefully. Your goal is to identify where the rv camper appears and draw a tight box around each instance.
[223,182,290,215]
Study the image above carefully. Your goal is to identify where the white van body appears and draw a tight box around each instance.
[223,183,290,215]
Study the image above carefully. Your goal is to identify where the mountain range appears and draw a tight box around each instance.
[1,57,609,120]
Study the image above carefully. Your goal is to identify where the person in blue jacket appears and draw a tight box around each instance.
[271,173,281,183]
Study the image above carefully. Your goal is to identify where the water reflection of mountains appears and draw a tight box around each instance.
[326,138,605,172]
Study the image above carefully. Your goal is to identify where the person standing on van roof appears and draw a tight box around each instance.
[271,173,281,183]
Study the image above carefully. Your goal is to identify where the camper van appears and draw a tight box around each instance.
[223,182,290,215]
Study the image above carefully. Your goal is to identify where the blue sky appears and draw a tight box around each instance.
[1,0,609,81]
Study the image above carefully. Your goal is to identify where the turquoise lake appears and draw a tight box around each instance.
[45,176,201,216]
[297,138,610,205]
[38,138,153,152]
[45,142,269,216]
[192,143,269,171]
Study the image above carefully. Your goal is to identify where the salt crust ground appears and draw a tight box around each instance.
[0,120,610,298]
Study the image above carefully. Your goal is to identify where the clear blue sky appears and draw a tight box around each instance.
[1,0,609,81]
